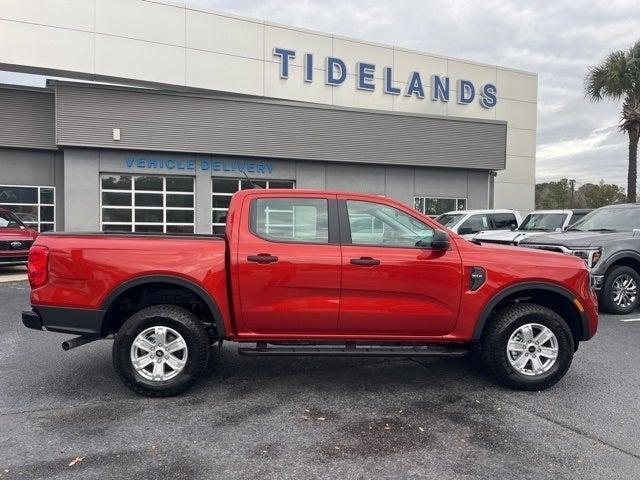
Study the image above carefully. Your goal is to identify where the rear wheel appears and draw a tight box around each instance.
[113,305,210,397]
[600,266,640,314]
[481,303,574,391]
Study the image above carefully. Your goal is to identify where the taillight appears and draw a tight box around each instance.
[28,245,49,289]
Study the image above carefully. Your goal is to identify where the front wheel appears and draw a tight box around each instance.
[113,305,210,397]
[600,266,640,314]
[481,303,574,391]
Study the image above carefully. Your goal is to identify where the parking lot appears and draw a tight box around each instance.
[1,279,639,480]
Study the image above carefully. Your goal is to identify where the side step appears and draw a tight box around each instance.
[238,342,468,358]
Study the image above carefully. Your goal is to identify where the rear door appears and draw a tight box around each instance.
[337,197,463,336]
[236,193,341,334]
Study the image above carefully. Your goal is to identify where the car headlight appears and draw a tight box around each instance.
[570,247,602,268]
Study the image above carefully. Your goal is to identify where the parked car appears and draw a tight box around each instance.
[0,207,39,267]
[22,189,597,396]
[435,209,522,239]
[520,203,640,314]
[474,209,592,245]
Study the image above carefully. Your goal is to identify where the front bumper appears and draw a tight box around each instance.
[22,306,106,335]
[590,274,605,291]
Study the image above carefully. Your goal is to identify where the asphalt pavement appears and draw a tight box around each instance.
[1,281,639,479]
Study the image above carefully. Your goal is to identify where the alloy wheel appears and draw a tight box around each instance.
[506,323,559,376]
[612,273,637,308]
[130,326,188,381]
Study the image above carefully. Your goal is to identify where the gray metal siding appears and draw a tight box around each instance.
[55,83,506,171]
[0,87,56,150]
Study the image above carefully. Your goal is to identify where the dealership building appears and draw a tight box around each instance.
[0,0,537,234]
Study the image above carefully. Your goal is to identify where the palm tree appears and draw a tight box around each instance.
[585,40,640,202]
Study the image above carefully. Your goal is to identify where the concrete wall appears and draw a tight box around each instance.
[0,0,537,213]
[63,148,488,233]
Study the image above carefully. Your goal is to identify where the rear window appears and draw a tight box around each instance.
[492,213,517,229]
[252,198,329,243]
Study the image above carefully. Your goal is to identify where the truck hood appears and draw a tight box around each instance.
[475,230,547,243]
[0,227,38,240]
[519,230,633,248]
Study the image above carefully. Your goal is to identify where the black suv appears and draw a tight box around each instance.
[520,204,640,314]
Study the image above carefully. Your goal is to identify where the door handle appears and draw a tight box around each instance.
[350,257,380,266]
[247,254,279,264]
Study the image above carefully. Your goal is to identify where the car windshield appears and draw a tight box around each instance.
[436,213,465,228]
[568,206,640,232]
[519,213,567,231]
[0,211,25,228]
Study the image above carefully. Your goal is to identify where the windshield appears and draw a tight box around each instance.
[0,211,25,228]
[569,206,640,232]
[436,213,465,228]
[519,213,567,231]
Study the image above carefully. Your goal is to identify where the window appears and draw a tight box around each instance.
[491,213,518,229]
[101,174,195,233]
[458,214,490,235]
[347,200,433,247]
[0,185,55,232]
[414,197,467,216]
[212,178,294,234]
[252,198,328,243]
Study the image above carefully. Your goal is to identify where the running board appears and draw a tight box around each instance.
[238,342,468,358]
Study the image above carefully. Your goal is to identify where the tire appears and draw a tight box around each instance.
[113,305,210,397]
[480,303,574,391]
[599,266,640,315]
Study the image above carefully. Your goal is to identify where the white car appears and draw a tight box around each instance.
[473,209,593,245]
[435,209,522,239]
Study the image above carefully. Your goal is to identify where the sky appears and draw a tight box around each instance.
[2,0,639,189]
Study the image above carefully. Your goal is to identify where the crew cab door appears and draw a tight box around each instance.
[337,197,462,336]
[235,193,341,334]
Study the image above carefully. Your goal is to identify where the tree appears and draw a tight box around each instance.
[577,180,626,208]
[585,40,640,202]
[536,178,573,209]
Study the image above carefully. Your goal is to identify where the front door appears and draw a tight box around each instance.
[338,197,462,336]
[236,194,341,334]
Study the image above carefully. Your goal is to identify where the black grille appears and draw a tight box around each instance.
[523,245,565,253]
[0,240,33,251]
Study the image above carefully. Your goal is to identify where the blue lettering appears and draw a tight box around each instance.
[480,83,497,108]
[213,161,222,171]
[166,159,175,169]
[125,157,135,168]
[136,158,145,168]
[304,53,313,82]
[273,47,295,79]
[237,161,245,172]
[256,163,265,174]
[223,162,231,172]
[326,57,347,86]
[247,163,255,173]
[457,79,475,104]
[405,71,425,98]
[266,163,273,174]
[356,62,375,91]
[383,67,400,95]
[177,160,185,170]
[187,159,195,170]
[431,75,450,102]
[148,158,158,168]
[201,159,209,170]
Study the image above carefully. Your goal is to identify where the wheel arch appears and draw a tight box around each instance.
[100,275,226,338]
[601,251,640,275]
[472,282,588,344]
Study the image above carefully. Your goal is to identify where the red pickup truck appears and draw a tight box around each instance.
[22,189,598,396]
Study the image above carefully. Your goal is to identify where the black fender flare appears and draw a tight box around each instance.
[472,281,587,341]
[100,275,226,338]
[598,250,640,275]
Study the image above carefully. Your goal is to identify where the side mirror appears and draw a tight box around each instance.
[426,230,451,250]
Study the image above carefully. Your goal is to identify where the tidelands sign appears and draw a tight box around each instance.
[273,47,498,109]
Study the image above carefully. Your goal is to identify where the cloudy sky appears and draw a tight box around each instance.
[3,0,638,188]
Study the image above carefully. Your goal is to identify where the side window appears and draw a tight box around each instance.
[346,200,433,247]
[459,214,490,234]
[492,213,517,229]
[252,198,328,243]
